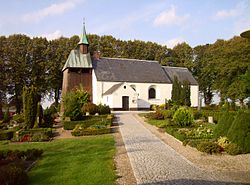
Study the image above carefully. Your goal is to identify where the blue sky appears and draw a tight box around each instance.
[0,0,249,48]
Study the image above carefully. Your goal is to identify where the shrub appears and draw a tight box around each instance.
[197,141,221,154]
[82,103,99,115]
[173,107,194,127]
[224,143,242,155]
[192,110,203,120]
[22,86,38,129]
[217,136,230,149]
[12,114,24,123]
[150,110,164,120]
[0,163,28,185]
[160,110,173,119]
[227,111,250,153]
[0,130,14,140]
[71,124,110,136]
[3,108,10,123]
[41,107,54,128]
[17,128,52,142]
[63,115,111,130]
[98,104,111,115]
[214,111,235,138]
[63,86,90,121]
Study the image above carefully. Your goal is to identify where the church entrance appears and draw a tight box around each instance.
[122,96,129,110]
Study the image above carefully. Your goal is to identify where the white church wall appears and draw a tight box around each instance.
[95,81,172,109]
[92,70,98,104]
[191,85,199,107]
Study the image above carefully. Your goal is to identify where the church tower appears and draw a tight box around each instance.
[61,23,93,99]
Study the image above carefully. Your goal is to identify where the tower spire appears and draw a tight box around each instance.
[78,19,89,45]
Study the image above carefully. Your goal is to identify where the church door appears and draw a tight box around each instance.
[122,96,129,110]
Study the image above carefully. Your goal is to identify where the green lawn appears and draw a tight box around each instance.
[0,135,116,185]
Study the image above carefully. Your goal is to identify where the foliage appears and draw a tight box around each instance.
[22,86,38,129]
[0,135,117,185]
[214,111,235,138]
[197,141,221,154]
[217,136,230,149]
[63,86,90,121]
[173,107,194,127]
[63,115,111,130]
[82,102,99,115]
[0,163,28,185]
[171,77,191,106]
[98,104,111,115]
[227,111,250,153]
[148,110,165,120]
[0,130,14,140]
[71,124,111,136]
[15,128,53,142]
[41,104,58,128]
[224,143,242,155]
[3,107,10,123]
[12,114,24,123]
[36,102,43,127]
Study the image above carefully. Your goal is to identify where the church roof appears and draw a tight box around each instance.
[103,82,124,95]
[93,57,172,83]
[62,50,92,71]
[162,66,198,85]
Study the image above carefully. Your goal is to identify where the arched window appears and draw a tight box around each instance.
[148,88,156,99]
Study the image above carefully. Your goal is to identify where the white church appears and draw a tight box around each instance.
[62,25,199,110]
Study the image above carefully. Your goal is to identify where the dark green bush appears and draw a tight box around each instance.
[82,102,99,115]
[201,110,223,123]
[0,130,14,140]
[197,141,221,154]
[98,104,111,115]
[227,111,250,153]
[3,108,10,123]
[214,111,235,138]
[192,110,203,120]
[0,163,28,185]
[12,114,24,123]
[224,143,242,155]
[173,107,194,127]
[63,87,90,121]
[41,107,54,128]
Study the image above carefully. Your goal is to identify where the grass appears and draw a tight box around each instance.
[0,135,116,185]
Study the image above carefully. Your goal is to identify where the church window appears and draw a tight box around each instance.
[149,88,156,99]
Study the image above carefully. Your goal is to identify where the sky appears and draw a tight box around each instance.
[0,0,250,48]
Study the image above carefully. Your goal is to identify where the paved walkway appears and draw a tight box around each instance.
[115,112,243,185]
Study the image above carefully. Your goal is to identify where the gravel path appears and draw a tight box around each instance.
[116,112,246,185]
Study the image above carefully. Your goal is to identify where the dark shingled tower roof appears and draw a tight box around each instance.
[92,57,172,83]
[162,66,198,85]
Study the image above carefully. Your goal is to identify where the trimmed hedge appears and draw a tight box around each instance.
[0,130,14,140]
[63,115,112,130]
[71,124,111,136]
[15,128,53,142]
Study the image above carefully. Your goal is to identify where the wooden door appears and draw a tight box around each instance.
[122,96,129,110]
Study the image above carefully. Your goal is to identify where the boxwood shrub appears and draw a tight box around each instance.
[173,107,194,127]
[0,130,14,140]
[63,115,112,130]
[197,141,221,154]
[71,124,111,136]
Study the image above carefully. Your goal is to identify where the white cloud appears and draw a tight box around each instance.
[41,30,63,40]
[153,6,190,27]
[165,37,184,48]
[213,2,246,20]
[22,0,83,23]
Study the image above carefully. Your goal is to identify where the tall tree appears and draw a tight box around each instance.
[5,34,31,113]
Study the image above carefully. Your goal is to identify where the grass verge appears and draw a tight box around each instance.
[0,135,116,185]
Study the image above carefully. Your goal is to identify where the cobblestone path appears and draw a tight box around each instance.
[116,112,244,185]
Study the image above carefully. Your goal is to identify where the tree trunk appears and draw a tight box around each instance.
[0,101,3,119]
[54,88,59,107]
